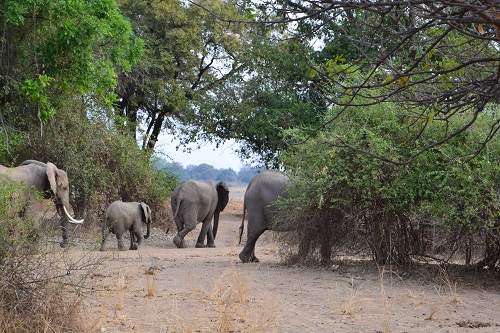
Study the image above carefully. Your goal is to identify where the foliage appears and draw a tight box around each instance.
[0,181,89,332]
[277,101,500,266]
[229,1,500,162]
[153,157,257,183]
[3,103,177,228]
[0,0,142,144]
[190,35,327,166]
[115,0,247,151]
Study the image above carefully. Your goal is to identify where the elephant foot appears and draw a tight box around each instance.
[173,235,186,248]
[207,243,216,248]
[239,252,249,263]
[130,242,139,250]
[195,242,206,248]
[60,241,68,248]
[240,252,259,263]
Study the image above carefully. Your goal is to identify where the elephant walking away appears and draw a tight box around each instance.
[0,160,84,247]
[239,170,291,263]
[171,180,229,248]
[100,201,153,251]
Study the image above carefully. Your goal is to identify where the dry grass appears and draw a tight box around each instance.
[0,242,101,333]
[232,268,249,304]
[438,266,463,304]
[115,274,125,311]
[206,266,280,333]
[145,266,159,297]
[379,269,391,333]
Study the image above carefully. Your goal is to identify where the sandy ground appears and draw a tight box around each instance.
[61,188,500,333]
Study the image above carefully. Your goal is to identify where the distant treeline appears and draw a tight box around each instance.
[152,158,263,183]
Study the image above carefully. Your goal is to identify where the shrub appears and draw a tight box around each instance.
[0,180,89,332]
[277,102,500,267]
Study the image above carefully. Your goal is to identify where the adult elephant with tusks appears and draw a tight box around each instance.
[171,180,229,248]
[0,160,84,247]
[239,170,291,263]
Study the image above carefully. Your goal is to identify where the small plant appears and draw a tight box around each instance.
[232,267,249,304]
[379,269,391,333]
[145,266,158,297]
[425,303,438,320]
[438,266,462,304]
[115,274,125,311]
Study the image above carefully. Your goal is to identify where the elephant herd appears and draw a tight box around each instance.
[0,160,290,262]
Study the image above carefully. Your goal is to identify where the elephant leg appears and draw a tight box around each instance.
[129,231,136,250]
[239,228,266,263]
[60,217,69,248]
[174,216,183,233]
[173,226,193,248]
[129,229,143,250]
[116,232,127,251]
[206,225,216,248]
[196,221,212,248]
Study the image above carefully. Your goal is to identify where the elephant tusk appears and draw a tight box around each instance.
[63,206,84,224]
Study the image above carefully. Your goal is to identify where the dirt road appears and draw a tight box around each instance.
[68,198,500,333]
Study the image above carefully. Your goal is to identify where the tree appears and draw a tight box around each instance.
[216,168,237,182]
[152,159,190,181]
[115,0,248,153]
[237,167,263,183]
[0,0,142,155]
[195,0,500,162]
[189,36,328,166]
[187,163,218,180]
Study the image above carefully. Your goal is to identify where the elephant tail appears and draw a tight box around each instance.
[171,195,182,220]
[238,203,246,245]
[101,214,108,244]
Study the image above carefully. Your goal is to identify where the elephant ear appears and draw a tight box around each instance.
[140,202,151,221]
[216,181,230,212]
[46,162,59,196]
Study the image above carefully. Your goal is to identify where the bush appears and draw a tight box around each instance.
[0,181,90,332]
[277,102,500,267]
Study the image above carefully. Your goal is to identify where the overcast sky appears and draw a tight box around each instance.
[156,133,244,170]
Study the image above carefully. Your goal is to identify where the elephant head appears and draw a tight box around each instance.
[20,160,83,224]
[213,181,230,239]
[0,160,84,247]
[140,202,153,239]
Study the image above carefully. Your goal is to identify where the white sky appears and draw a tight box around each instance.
[155,133,244,170]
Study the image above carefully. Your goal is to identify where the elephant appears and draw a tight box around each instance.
[171,180,229,248]
[238,170,291,263]
[0,159,84,247]
[100,201,153,251]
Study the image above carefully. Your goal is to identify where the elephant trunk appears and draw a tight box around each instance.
[144,221,151,239]
[213,210,220,239]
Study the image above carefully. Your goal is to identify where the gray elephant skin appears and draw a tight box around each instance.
[239,170,291,263]
[171,180,229,248]
[0,159,84,247]
[100,201,153,251]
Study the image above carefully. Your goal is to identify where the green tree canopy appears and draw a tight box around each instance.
[1,0,142,153]
[115,0,248,153]
[190,0,500,163]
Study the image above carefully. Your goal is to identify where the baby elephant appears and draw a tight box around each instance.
[100,201,153,251]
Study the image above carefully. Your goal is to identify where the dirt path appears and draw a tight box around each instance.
[67,199,500,333]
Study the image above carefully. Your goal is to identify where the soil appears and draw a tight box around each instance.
[64,188,500,333]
